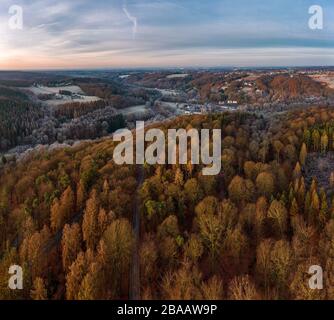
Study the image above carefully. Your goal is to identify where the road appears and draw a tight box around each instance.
[129,165,144,300]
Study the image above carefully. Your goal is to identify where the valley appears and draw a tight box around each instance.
[1,68,334,301]
[1,67,334,164]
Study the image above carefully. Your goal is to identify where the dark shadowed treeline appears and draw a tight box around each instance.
[0,100,43,151]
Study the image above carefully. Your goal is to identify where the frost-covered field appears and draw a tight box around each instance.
[310,73,334,89]
[120,105,147,115]
[44,95,101,107]
[28,85,101,106]
[29,85,84,95]
[166,73,189,79]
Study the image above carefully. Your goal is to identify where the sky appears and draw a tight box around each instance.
[0,0,334,69]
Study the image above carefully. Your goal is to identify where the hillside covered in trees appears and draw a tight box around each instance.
[256,74,334,102]
[1,106,334,300]
[0,86,44,151]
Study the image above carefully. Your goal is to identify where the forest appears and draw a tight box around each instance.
[0,100,43,151]
[76,80,150,109]
[255,74,334,102]
[1,105,334,299]
[0,78,134,153]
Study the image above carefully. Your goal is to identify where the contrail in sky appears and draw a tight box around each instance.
[123,1,137,39]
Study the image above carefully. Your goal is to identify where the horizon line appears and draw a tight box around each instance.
[1,65,334,73]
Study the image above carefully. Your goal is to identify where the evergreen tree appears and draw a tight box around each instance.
[61,223,82,271]
[299,143,307,166]
[82,190,100,249]
[31,277,47,300]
